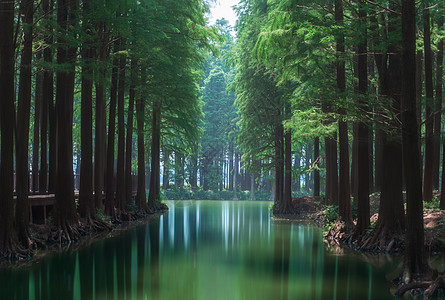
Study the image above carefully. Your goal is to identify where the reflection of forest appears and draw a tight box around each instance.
[0,201,395,299]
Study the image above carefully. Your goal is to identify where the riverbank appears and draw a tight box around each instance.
[273,195,445,297]
[0,205,168,268]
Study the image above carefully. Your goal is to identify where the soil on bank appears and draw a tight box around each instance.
[0,206,168,268]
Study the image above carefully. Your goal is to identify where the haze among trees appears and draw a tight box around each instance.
[0,0,444,294]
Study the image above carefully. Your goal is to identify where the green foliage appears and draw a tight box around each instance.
[162,187,271,201]
[324,205,339,223]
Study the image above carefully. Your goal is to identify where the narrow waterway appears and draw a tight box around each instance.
[1,200,397,299]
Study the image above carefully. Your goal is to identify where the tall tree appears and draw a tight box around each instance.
[423,3,434,203]
[40,0,53,194]
[54,0,79,239]
[115,42,127,214]
[335,0,351,223]
[125,59,136,206]
[401,0,428,278]
[16,0,34,247]
[354,0,370,235]
[0,0,19,255]
[104,41,119,217]
[79,0,95,220]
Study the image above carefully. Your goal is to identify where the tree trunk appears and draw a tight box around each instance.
[32,55,42,193]
[283,127,292,211]
[233,151,239,200]
[136,89,147,210]
[401,0,427,275]
[0,0,18,254]
[104,41,119,216]
[148,98,161,208]
[355,0,370,235]
[79,0,94,219]
[115,48,127,212]
[94,22,107,211]
[125,59,136,205]
[314,137,320,197]
[55,0,79,232]
[274,123,284,209]
[162,149,170,190]
[423,6,434,202]
[40,0,53,194]
[433,16,443,192]
[16,0,34,247]
[335,0,351,222]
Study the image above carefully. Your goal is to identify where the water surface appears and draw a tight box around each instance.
[0,200,396,299]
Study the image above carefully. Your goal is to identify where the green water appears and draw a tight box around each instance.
[1,200,397,299]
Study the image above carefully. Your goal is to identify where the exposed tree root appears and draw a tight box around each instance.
[395,270,445,298]
[352,223,404,253]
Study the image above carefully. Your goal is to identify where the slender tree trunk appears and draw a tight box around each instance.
[79,0,94,219]
[314,137,320,197]
[355,0,370,235]
[294,154,301,192]
[233,151,239,200]
[33,55,42,193]
[274,123,284,209]
[136,88,147,210]
[416,51,423,181]
[148,98,161,208]
[401,0,428,275]
[423,6,434,202]
[40,0,53,194]
[0,0,18,253]
[283,127,292,211]
[104,41,119,216]
[433,17,443,192]
[55,0,79,232]
[162,149,170,189]
[336,0,351,222]
[16,0,34,247]
[94,22,107,211]
[125,59,136,205]
[115,47,127,212]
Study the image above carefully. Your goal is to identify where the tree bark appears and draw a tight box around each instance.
[283,127,292,211]
[314,137,320,197]
[39,0,55,194]
[423,5,434,202]
[148,98,161,208]
[94,22,107,211]
[104,41,119,216]
[0,0,18,253]
[355,0,370,235]
[434,16,443,192]
[125,59,136,205]
[32,55,42,193]
[16,0,34,246]
[401,0,427,274]
[115,47,127,212]
[136,82,147,210]
[162,149,170,190]
[79,0,94,219]
[335,0,351,222]
[55,0,79,230]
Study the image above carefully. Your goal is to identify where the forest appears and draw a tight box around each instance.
[0,0,445,298]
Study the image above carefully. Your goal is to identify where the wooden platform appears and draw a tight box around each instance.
[27,191,137,224]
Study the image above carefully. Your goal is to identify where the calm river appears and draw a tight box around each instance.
[0,200,397,299]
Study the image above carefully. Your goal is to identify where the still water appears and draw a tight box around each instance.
[1,200,397,299]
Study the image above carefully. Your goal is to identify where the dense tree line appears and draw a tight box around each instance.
[233,0,443,282]
[0,0,217,257]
